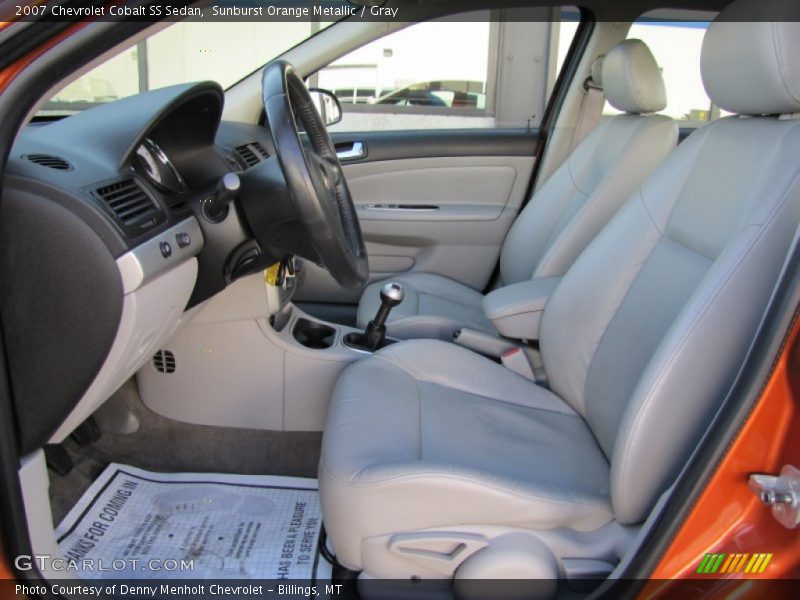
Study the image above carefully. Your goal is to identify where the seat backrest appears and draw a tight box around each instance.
[540,0,800,524]
[499,39,677,285]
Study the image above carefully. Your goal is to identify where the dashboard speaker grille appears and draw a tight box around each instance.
[23,153,73,170]
[95,178,160,228]
[153,350,176,374]
[233,142,269,168]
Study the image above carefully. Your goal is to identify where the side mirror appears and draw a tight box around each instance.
[308,88,342,127]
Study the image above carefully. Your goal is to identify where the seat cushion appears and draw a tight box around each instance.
[357,273,495,339]
[319,340,613,570]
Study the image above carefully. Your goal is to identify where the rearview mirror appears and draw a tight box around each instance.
[308,88,342,127]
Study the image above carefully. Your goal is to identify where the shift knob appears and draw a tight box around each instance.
[380,282,405,307]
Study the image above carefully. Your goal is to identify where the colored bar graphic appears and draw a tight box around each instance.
[697,553,773,575]
[711,554,725,573]
[759,554,773,573]
[697,554,724,574]
[746,554,760,573]
[734,554,749,573]
[696,554,712,573]
[720,554,736,574]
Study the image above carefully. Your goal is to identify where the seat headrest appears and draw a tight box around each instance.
[601,39,667,114]
[701,0,800,115]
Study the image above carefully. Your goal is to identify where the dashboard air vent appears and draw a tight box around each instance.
[95,179,160,227]
[224,153,244,173]
[251,141,268,157]
[23,153,73,170]
[153,350,176,374]
[233,141,269,169]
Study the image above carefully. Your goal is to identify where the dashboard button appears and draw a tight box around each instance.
[160,241,173,258]
[175,233,191,248]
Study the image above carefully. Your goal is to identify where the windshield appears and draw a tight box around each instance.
[39,20,333,117]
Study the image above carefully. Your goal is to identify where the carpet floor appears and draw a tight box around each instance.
[48,379,322,525]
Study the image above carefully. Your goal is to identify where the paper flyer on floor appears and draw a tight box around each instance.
[54,464,329,581]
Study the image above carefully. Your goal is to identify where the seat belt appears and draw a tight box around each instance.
[570,55,606,150]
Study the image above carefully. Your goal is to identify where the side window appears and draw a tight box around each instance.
[42,22,332,115]
[607,14,718,125]
[319,8,580,132]
[554,8,582,82]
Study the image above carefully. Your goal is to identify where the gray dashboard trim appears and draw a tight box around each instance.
[116,217,203,294]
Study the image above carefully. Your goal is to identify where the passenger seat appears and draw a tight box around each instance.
[357,39,678,340]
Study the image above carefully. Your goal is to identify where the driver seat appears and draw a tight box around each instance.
[357,38,678,340]
[320,1,800,580]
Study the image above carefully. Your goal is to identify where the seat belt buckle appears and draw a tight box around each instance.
[501,347,536,381]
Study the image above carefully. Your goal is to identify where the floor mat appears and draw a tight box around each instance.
[55,463,331,581]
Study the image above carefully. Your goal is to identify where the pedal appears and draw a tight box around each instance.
[70,416,101,446]
[44,444,74,476]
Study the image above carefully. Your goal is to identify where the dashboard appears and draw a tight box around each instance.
[0,82,284,453]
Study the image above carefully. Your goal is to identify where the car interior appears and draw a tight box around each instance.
[1,0,799,595]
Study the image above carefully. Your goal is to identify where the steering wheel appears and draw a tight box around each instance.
[261,60,368,289]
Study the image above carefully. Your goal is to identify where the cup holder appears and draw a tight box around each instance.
[292,318,336,350]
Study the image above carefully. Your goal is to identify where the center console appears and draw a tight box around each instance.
[137,259,405,434]
[272,282,400,357]
[270,262,402,356]
[290,317,398,354]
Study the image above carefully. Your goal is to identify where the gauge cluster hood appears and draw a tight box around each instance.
[13,81,223,180]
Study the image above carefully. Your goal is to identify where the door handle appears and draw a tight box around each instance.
[365,204,440,211]
[336,141,365,161]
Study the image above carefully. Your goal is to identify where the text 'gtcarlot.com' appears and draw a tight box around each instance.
[14,554,194,573]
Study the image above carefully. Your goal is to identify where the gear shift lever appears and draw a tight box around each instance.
[361,282,405,351]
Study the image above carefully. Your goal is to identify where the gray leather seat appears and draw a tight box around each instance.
[321,0,800,579]
[358,39,678,340]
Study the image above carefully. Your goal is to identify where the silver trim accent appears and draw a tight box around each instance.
[341,338,374,356]
[135,138,188,195]
[336,141,365,160]
[364,204,440,211]
[116,217,204,294]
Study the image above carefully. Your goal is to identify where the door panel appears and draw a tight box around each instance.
[332,129,538,162]
[295,130,538,304]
